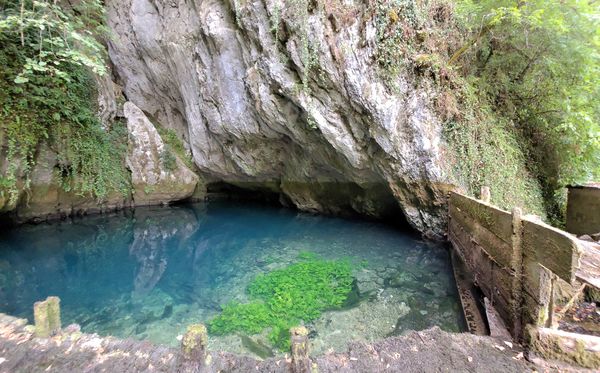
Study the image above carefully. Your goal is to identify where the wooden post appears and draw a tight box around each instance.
[480,186,491,204]
[510,207,524,340]
[546,275,557,328]
[290,326,311,373]
[181,324,208,362]
[34,296,61,337]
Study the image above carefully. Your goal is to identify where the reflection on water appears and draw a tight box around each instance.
[0,202,465,356]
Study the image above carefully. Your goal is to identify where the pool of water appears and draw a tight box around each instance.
[0,202,465,356]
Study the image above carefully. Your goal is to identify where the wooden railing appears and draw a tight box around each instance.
[448,188,600,368]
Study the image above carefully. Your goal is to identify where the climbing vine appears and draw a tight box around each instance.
[0,0,129,204]
[269,0,319,89]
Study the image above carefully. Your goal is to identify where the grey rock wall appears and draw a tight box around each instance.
[105,0,453,238]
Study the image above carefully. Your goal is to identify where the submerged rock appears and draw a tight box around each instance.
[161,304,174,319]
[239,334,275,359]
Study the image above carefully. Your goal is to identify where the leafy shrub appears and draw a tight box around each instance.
[450,0,600,223]
[370,0,598,224]
[442,78,547,217]
[160,147,178,172]
[154,125,194,170]
[207,253,354,350]
[0,0,129,203]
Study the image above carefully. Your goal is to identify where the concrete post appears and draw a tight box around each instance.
[480,186,491,204]
[290,326,311,373]
[181,324,208,362]
[34,296,61,337]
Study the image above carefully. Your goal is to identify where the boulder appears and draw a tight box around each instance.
[124,102,199,206]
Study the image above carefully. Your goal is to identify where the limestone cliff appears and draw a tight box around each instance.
[105,0,454,238]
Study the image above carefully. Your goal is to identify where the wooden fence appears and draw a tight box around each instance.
[448,188,600,368]
[448,190,582,339]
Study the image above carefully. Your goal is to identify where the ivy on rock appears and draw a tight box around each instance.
[0,0,129,204]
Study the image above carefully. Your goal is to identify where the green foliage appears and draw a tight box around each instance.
[373,0,422,82]
[160,148,177,172]
[372,0,460,88]
[154,125,194,170]
[207,253,354,350]
[0,0,129,203]
[0,0,108,83]
[369,0,598,222]
[452,0,600,223]
[442,79,546,215]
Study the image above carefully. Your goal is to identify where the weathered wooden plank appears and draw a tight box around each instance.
[527,327,600,369]
[448,218,472,262]
[484,297,511,340]
[522,291,549,328]
[451,244,517,335]
[522,218,582,284]
[509,207,524,340]
[449,192,513,244]
[449,203,513,267]
[450,220,493,293]
[450,250,489,336]
[449,217,513,324]
[490,264,513,322]
[522,260,553,303]
[576,241,600,289]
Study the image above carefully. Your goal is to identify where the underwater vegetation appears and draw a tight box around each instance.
[207,252,354,350]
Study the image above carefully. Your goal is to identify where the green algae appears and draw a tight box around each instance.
[207,252,354,350]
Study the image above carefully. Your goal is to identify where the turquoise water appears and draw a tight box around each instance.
[0,202,464,356]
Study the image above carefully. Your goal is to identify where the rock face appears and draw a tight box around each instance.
[0,101,200,223]
[106,0,453,238]
[12,144,131,222]
[125,101,199,206]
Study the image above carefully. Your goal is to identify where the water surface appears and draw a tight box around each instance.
[0,202,464,356]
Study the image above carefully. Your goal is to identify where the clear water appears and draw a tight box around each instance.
[0,202,464,356]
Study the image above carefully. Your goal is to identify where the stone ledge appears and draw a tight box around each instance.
[0,313,536,372]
